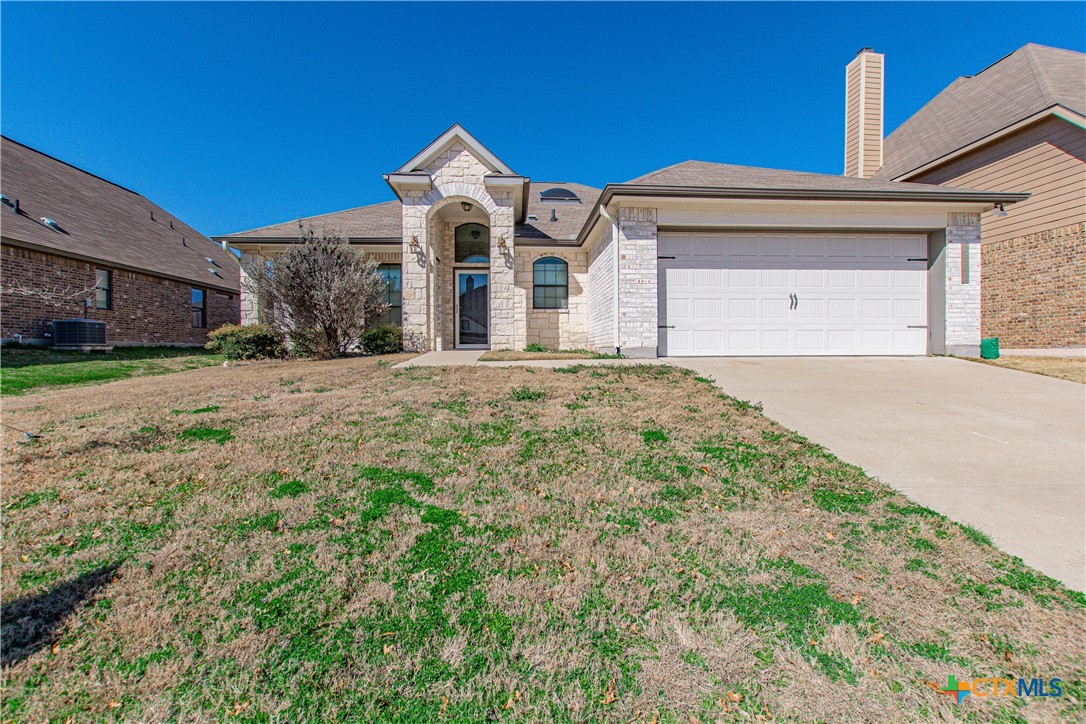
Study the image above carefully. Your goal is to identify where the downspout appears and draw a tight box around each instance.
[598,205,620,354]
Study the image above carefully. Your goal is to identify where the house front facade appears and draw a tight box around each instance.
[217,124,1026,358]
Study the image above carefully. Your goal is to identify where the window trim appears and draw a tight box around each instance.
[94,268,112,310]
[454,223,490,264]
[532,256,569,310]
[376,263,402,327]
[190,287,206,328]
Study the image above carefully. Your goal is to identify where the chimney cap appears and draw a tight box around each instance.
[857,47,875,55]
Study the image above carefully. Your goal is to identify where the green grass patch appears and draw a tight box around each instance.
[177,426,234,445]
[0,345,222,396]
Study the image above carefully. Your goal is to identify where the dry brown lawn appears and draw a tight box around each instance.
[479,350,616,362]
[969,355,1086,384]
[2,356,1083,722]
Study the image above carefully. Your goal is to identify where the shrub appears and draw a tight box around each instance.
[524,343,548,353]
[242,225,388,359]
[361,324,402,355]
[205,324,286,360]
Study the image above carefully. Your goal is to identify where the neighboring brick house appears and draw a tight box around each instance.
[216,124,1023,358]
[1,137,239,345]
[848,44,1085,349]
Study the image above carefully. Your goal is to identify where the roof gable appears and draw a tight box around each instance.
[875,43,1086,180]
[0,136,238,291]
[396,124,515,176]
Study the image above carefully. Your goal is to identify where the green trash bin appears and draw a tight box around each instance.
[980,337,1000,359]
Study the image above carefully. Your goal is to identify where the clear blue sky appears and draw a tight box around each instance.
[3,2,1083,237]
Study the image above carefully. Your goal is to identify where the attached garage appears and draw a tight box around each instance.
[657,232,930,356]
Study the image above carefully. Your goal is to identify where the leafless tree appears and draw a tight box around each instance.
[243,224,387,359]
[2,280,100,310]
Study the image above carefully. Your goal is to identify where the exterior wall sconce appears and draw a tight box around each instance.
[497,235,508,252]
[992,203,1008,218]
[408,235,422,253]
[461,201,474,213]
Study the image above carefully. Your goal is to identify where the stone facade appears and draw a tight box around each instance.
[616,208,659,357]
[399,142,519,351]
[981,222,1085,348]
[515,248,589,350]
[2,244,239,345]
[944,212,983,355]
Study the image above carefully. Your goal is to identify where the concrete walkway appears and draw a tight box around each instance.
[393,351,666,369]
[666,356,1086,590]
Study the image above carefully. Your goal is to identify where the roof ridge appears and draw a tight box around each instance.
[1,135,143,199]
[628,159,696,184]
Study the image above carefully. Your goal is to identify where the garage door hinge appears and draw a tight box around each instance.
[657,255,676,259]
[907,257,928,262]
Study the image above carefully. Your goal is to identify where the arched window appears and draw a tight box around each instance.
[455,223,489,263]
[533,257,568,309]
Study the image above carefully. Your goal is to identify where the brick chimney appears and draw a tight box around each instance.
[844,47,884,178]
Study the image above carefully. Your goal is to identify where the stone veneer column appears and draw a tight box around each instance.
[945,212,982,356]
[617,207,659,357]
[401,197,431,351]
[239,251,265,325]
[488,193,521,350]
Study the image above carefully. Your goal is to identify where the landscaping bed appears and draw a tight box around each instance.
[2,357,1082,721]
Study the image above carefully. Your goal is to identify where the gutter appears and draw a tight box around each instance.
[574,184,1031,246]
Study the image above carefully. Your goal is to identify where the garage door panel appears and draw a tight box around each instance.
[659,232,928,357]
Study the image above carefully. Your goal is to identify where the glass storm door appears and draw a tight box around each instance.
[456,271,489,348]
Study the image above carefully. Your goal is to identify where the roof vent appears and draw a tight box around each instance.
[41,217,61,230]
[208,268,222,277]
[0,194,12,207]
[550,208,558,222]
[527,214,538,221]
[169,220,174,229]
[205,257,220,266]
[150,210,155,221]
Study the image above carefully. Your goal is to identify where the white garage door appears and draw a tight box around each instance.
[658,232,929,356]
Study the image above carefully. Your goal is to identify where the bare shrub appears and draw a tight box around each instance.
[244,224,387,359]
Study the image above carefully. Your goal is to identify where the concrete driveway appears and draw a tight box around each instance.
[666,356,1086,590]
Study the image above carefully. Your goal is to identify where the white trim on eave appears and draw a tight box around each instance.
[396,123,515,175]
[892,105,1086,181]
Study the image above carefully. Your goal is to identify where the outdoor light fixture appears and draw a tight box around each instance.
[409,235,422,252]
[992,203,1008,218]
[461,201,473,213]
[497,235,508,252]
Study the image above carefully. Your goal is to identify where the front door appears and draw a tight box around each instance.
[456,271,489,348]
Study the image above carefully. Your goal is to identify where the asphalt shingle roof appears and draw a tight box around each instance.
[874,43,1086,180]
[626,159,980,196]
[220,182,603,244]
[0,136,238,291]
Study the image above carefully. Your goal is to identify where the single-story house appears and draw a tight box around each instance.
[854,44,1084,349]
[216,123,1027,358]
[1,136,240,345]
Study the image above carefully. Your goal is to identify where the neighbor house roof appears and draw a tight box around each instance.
[0,136,238,292]
[216,181,603,245]
[874,43,1086,181]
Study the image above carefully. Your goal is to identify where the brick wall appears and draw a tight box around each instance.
[587,225,615,353]
[981,222,1085,348]
[2,244,239,345]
